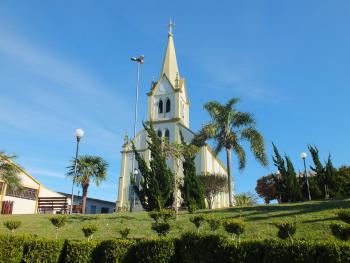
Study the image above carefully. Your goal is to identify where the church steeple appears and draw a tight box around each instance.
[160,19,179,87]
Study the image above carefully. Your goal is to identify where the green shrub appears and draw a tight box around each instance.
[0,235,24,263]
[175,233,228,263]
[119,227,131,239]
[234,192,258,207]
[3,220,21,233]
[149,209,175,223]
[82,224,98,241]
[190,215,205,234]
[330,223,350,241]
[222,218,245,240]
[151,222,170,237]
[64,239,98,263]
[205,216,221,231]
[23,238,63,263]
[49,216,67,239]
[132,239,175,263]
[336,208,350,224]
[274,221,296,242]
[94,239,135,263]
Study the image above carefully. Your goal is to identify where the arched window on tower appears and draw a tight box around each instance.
[157,130,162,138]
[165,129,170,141]
[166,98,171,113]
[158,99,163,114]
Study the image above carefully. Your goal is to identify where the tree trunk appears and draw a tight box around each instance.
[226,148,233,207]
[208,193,213,210]
[82,184,88,214]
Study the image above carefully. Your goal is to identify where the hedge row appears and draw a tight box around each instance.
[1,233,350,263]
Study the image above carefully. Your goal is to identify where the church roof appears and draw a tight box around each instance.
[160,31,179,87]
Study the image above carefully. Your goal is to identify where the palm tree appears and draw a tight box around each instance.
[200,98,268,207]
[0,152,22,192]
[67,156,108,214]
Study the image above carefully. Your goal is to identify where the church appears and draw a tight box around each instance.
[116,26,230,211]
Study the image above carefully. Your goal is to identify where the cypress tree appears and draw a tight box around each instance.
[180,132,205,212]
[285,156,302,202]
[308,145,326,198]
[272,143,287,202]
[132,122,174,211]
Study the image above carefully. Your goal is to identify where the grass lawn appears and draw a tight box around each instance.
[0,199,349,240]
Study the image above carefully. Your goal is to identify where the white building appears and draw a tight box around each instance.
[0,164,66,214]
[116,26,230,211]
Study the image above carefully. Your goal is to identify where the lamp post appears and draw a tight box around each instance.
[130,55,144,212]
[300,152,311,201]
[70,128,84,214]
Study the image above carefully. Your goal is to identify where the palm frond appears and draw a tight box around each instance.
[231,140,246,170]
[241,127,268,167]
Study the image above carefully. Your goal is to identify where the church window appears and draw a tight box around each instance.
[166,98,171,113]
[165,129,170,140]
[157,130,162,138]
[158,99,163,114]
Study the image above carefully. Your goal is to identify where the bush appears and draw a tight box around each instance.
[132,239,175,263]
[336,208,350,224]
[205,216,221,231]
[149,209,175,223]
[190,215,205,234]
[82,224,98,241]
[274,221,296,241]
[1,234,350,263]
[23,238,63,263]
[151,222,170,237]
[234,192,258,207]
[0,235,24,263]
[3,220,21,233]
[119,228,131,239]
[49,215,67,239]
[64,239,98,263]
[94,239,135,263]
[330,223,350,241]
[222,219,245,240]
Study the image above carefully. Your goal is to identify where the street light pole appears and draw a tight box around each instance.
[130,55,144,212]
[301,152,311,201]
[70,129,84,214]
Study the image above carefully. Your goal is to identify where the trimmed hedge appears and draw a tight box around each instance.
[0,233,350,263]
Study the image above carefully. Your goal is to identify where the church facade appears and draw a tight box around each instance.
[116,28,230,211]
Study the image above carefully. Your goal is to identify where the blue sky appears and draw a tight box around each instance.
[1,1,350,202]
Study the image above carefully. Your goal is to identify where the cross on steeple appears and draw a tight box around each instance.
[168,18,175,35]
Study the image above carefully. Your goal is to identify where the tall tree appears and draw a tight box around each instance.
[285,156,302,202]
[255,174,278,204]
[179,133,205,212]
[200,98,268,206]
[308,145,327,198]
[0,152,22,192]
[272,143,286,203]
[67,156,108,214]
[199,173,227,209]
[132,123,174,211]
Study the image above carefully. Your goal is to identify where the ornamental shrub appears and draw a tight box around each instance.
[22,237,63,263]
[49,215,67,239]
[119,227,131,238]
[190,215,205,234]
[149,209,174,223]
[3,220,21,233]
[82,224,98,241]
[336,208,350,224]
[0,234,24,263]
[151,222,171,237]
[330,224,350,241]
[222,218,245,240]
[94,239,135,263]
[205,216,221,231]
[64,239,98,263]
[274,221,296,242]
[132,238,175,263]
